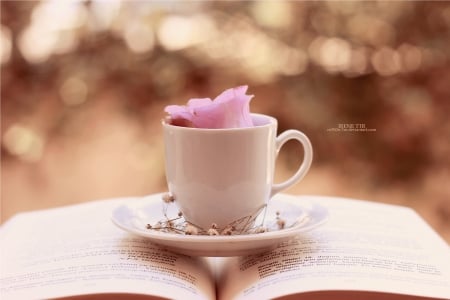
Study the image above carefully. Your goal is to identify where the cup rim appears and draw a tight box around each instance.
[162,113,277,131]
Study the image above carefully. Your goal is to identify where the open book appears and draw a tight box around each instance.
[1,195,449,300]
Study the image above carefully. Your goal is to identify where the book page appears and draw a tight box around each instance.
[0,198,215,300]
[218,196,450,300]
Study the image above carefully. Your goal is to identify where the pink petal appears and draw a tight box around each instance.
[192,86,254,128]
[214,85,249,104]
[164,85,254,128]
[187,98,213,110]
[190,101,226,129]
[164,105,192,120]
[213,85,254,127]
[164,105,194,127]
[186,98,214,125]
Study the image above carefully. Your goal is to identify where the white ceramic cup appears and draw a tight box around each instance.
[163,113,313,230]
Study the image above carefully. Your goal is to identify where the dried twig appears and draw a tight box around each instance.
[142,193,296,236]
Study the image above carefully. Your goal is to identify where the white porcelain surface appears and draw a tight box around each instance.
[112,193,328,257]
[163,114,313,230]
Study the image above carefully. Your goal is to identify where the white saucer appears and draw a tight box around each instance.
[112,193,328,257]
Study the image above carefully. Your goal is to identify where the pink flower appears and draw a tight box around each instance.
[164,86,254,129]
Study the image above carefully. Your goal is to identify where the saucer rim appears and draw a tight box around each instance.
[111,193,328,243]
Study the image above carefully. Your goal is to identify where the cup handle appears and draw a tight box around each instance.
[270,130,313,198]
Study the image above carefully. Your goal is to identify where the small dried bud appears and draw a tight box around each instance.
[162,193,175,203]
[277,219,286,229]
[153,221,163,229]
[185,224,198,235]
[211,223,218,229]
[221,227,234,235]
[146,224,152,229]
[207,228,219,236]
[254,226,267,234]
[178,211,183,217]
[276,211,280,217]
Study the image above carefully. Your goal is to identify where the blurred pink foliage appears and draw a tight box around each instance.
[1,1,449,240]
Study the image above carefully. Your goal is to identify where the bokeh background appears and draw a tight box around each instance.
[1,1,449,242]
